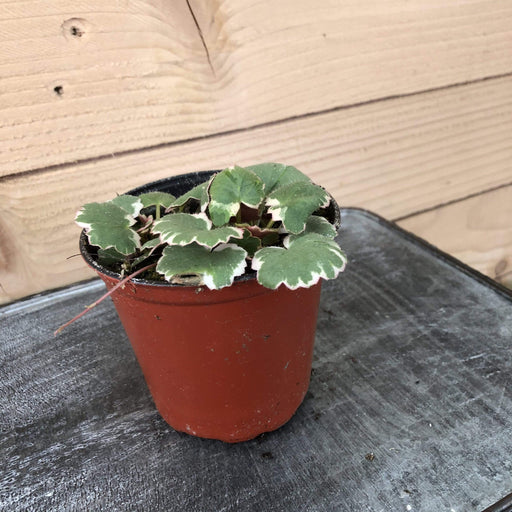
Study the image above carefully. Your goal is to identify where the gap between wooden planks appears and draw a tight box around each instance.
[2,0,512,175]
[1,76,511,303]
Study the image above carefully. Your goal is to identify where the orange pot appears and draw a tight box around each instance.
[79,171,331,442]
[92,272,321,442]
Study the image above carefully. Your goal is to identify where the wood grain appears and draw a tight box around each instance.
[0,0,208,176]
[1,76,511,304]
[398,185,512,289]
[2,0,512,175]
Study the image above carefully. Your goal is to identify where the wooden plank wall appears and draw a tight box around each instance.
[1,0,511,304]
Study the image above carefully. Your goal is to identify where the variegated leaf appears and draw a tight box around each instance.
[141,238,162,250]
[131,238,162,267]
[286,215,337,243]
[139,191,176,209]
[153,213,243,248]
[266,181,331,234]
[76,202,140,255]
[246,162,310,194]
[156,243,248,289]
[251,233,346,290]
[97,247,126,266]
[110,194,144,217]
[229,229,262,257]
[208,166,265,226]
[171,180,210,211]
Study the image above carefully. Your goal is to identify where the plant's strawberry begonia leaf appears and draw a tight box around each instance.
[76,202,140,255]
[97,247,126,266]
[287,215,338,243]
[266,181,331,234]
[208,166,265,226]
[246,162,310,194]
[261,231,280,246]
[153,213,243,248]
[131,239,164,267]
[156,243,248,289]
[110,195,144,217]
[229,229,261,257]
[141,238,162,250]
[171,180,210,211]
[252,233,347,290]
[139,192,176,209]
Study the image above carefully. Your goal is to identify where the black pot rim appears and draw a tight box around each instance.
[79,169,341,287]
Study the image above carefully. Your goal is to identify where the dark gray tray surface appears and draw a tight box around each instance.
[1,208,511,512]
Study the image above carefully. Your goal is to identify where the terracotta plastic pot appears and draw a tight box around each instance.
[80,171,336,443]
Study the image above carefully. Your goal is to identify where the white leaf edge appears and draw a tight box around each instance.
[266,190,331,234]
[207,198,239,225]
[251,238,347,290]
[153,213,244,248]
[111,195,144,217]
[207,167,264,224]
[156,243,248,290]
[170,177,213,212]
[202,244,248,290]
[75,205,141,253]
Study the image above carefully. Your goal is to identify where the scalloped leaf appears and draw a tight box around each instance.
[76,202,140,255]
[266,181,330,234]
[171,180,210,211]
[208,166,265,226]
[251,233,346,290]
[139,191,176,209]
[246,162,310,194]
[110,194,143,217]
[156,243,248,289]
[153,213,243,248]
[287,215,337,243]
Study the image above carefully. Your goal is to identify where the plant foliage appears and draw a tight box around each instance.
[78,163,347,290]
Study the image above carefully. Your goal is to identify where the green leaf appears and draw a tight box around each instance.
[261,231,280,247]
[266,181,330,234]
[130,238,163,267]
[251,233,346,290]
[208,166,265,226]
[110,194,143,217]
[131,238,162,267]
[153,213,243,248]
[246,163,310,194]
[171,180,210,211]
[97,247,126,266]
[141,238,162,250]
[229,229,261,257]
[156,243,248,289]
[288,215,337,242]
[76,202,140,255]
[139,191,176,209]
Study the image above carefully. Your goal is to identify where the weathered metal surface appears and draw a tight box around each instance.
[1,209,511,511]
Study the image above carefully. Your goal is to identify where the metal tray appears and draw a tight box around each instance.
[2,208,511,511]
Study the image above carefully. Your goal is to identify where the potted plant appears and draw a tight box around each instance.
[59,163,347,442]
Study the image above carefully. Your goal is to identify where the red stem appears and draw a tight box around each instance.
[54,262,156,336]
